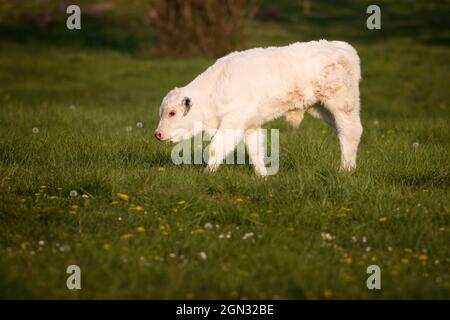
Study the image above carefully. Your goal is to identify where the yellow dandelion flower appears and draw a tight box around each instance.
[111,201,119,205]
[135,205,144,211]
[250,212,259,219]
[323,289,333,299]
[192,227,205,234]
[186,293,194,299]
[404,248,413,253]
[20,241,30,250]
[340,272,353,282]
[120,234,134,241]
[378,216,388,223]
[39,185,47,189]
[81,194,89,199]
[177,200,186,205]
[418,254,428,261]
[157,167,165,172]
[71,204,79,209]
[48,196,58,200]
[235,197,244,203]
[136,226,145,233]
[159,224,170,235]
[103,243,111,251]
[343,257,353,265]
[401,258,409,264]
[117,193,130,201]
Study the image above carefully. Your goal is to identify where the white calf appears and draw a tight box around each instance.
[155,40,363,175]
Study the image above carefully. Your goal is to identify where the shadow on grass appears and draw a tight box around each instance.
[389,172,450,190]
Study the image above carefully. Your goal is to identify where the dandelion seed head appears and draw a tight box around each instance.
[32,127,39,134]
[69,190,78,197]
[242,232,254,240]
[204,222,213,230]
[136,122,143,128]
[321,232,334,241]
[59,244,71,252]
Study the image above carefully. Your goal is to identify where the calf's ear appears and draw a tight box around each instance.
[182,97,192,116]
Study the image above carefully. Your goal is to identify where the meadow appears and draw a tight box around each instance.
[0,1,449,299]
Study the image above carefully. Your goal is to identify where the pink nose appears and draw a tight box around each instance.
[155,131,162,141]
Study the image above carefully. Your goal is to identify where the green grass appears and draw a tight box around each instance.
[1,1,450,299]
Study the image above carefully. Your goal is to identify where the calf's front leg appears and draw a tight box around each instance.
[206,128,243,172]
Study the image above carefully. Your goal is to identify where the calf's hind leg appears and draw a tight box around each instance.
[284,109,305,128]
[245,128,267,176]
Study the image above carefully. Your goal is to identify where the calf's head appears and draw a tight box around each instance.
[154,88,197,143]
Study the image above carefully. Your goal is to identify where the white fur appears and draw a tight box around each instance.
[156,40,363,175]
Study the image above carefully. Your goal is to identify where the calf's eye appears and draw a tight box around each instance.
[169,111,176,117]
